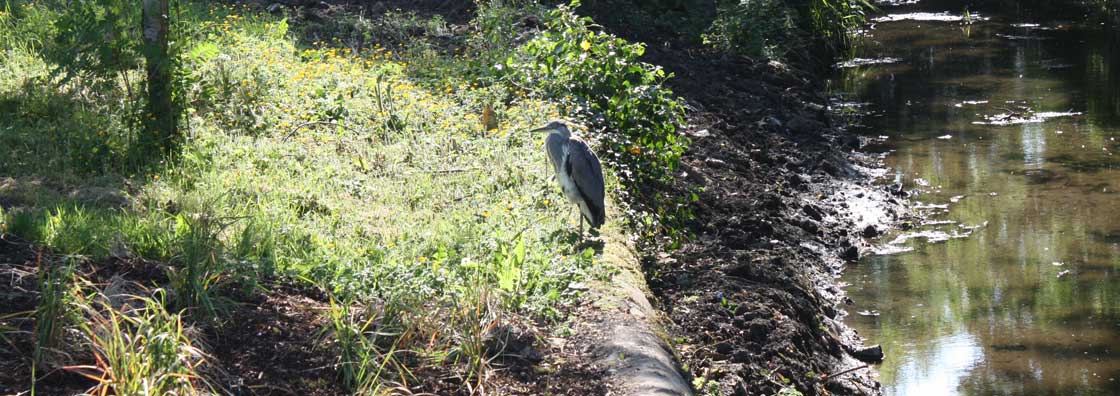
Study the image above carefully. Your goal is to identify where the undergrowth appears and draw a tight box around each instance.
[0,0,688,392]
[705,0,875,60]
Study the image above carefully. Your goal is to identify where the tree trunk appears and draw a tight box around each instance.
[142,0,176,156]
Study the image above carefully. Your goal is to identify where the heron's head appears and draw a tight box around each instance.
[530,120,571,138]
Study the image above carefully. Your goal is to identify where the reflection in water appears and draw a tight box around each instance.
[892,333,983,396]
[833,1,1120,395]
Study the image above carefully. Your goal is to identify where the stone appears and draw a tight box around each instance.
[850,344,884,363]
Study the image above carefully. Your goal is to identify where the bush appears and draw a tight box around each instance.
[703,0,874,59]
[703,0,801,59]
[506,1,689,234]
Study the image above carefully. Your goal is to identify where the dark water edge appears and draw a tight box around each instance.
[832,0,1120,395]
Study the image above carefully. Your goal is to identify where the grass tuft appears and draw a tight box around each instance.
[68,287,208,396]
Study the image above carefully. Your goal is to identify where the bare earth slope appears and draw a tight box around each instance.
[581,5,908,395]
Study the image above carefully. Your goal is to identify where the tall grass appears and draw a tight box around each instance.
[167,213,229,319]
[32,252,75,371]
[68,288,208,396]
[324,295,408,394]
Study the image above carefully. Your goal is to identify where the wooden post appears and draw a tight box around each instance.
[142,0,176,156]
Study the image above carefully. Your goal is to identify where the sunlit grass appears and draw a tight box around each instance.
[68,288,209,396]
[1,0,608,391]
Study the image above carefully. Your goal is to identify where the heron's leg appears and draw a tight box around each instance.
[579,215,585,240]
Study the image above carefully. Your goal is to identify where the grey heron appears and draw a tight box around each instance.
[531,120,606,236]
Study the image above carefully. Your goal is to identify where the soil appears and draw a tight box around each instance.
[0,236,344,396]
[580,3,912,395]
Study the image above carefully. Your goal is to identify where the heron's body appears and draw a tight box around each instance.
[536,121,606,232]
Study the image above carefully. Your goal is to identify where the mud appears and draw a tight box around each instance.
[581,4,912,395]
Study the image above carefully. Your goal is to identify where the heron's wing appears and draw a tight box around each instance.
[565,139,606,226]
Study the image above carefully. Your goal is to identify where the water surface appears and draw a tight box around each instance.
[831,1,1120,395]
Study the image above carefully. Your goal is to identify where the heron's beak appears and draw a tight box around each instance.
[529,127,553,134]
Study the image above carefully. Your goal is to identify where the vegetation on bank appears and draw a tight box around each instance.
[0,0,871,393]
[1,0,688,392]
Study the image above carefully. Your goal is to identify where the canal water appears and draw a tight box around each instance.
[831,1,1120,395]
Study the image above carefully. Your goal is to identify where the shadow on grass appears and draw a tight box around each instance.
[286,0,475,52]
[0,72,173,210]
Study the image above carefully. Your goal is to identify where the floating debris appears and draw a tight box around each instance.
[923,220,957,226]
[1052,261,1065,266]
[857,310,881,317]
[937,134,953,140]
[1040,59,1074,70]
[1010,23,1058,31]
[872,12,989,23]
[836,57,904,68]
[914,178,931,186]
[949,195,966,203]
[831,101,872,109]
[872,244,915,255]
[887,229,972,245]
[954,100,989,107]
[913,202,949,210]
[875,0,921,5]
[1057,269,1072,278]
[996,33,1050,40]
[959,221,988,230]
[973,111,1082,125]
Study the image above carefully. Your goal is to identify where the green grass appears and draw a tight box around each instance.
[32,253,75,371]
[69,288,208,395]
[1,0,659,391]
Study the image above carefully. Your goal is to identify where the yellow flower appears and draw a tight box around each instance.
[419,256,427,262]
[629,146,642,155]
[580,40,591,51]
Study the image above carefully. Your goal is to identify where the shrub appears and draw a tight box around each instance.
[506,0,689,233]
[703,0,875,59]
[703,0,801,59]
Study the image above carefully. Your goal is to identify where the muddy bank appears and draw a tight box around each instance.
[582,6,910,396]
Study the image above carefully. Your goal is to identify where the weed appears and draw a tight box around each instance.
[167,213,231,320]
[32,252,76,371]
[704,0,875,59]
[444,285,499,391]
[68,288,209,396]
[704,0,801,59]
[323,294,408,394]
